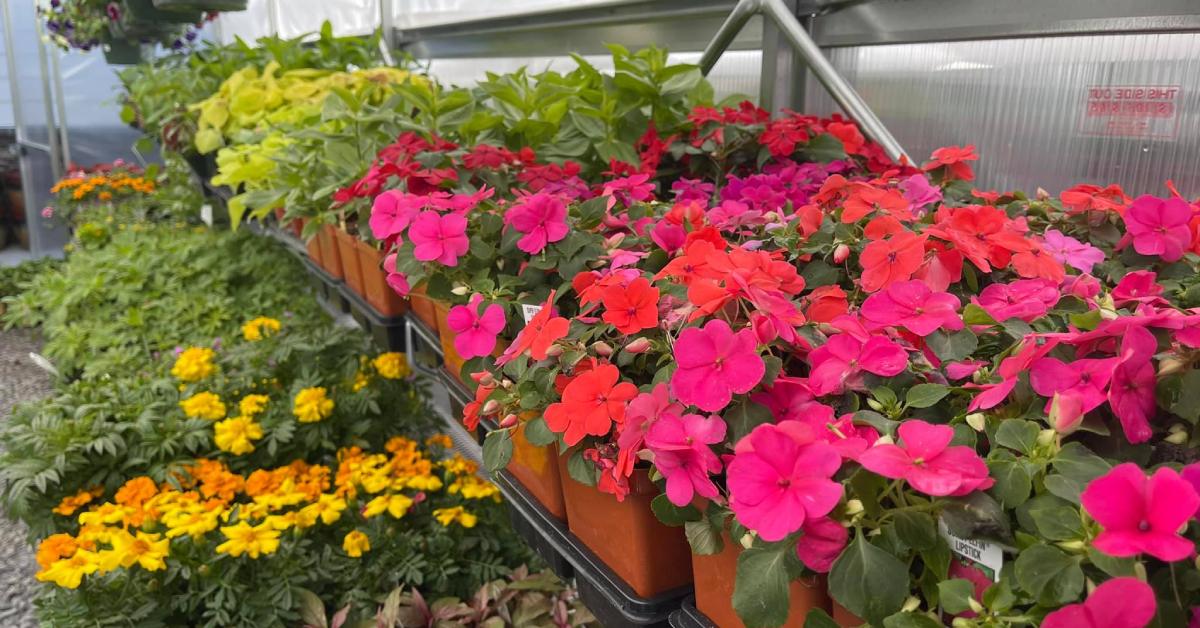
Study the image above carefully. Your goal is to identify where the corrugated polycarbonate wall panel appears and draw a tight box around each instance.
[805,33,1200,197]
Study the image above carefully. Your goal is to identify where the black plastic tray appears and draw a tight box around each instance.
[300,257,350,314]
[338,283,407,351]
[494,472,690,627]
[668,598,714,628]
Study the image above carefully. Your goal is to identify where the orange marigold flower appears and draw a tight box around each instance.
[114,477,158,508]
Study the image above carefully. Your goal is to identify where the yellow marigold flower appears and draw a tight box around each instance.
[433,506,478,528]
[214,416,264,455]
[36,549,100,589]
[238,394,270,417]
[372,352,410,380]
[107,530,169,572]
[342,530,370,557]
[242,316,282,341]
[163,508,219,540]
[216,522,280,559]
[293,387,334,423]
[450,475,500,501]
[363,493,414,519]
[426,434,453,449]
[78,503,130,528]
[36,534,78,570]
[400,474,443,492]
[171,347,216,382]
[351,370,371,392]
[180,392,226,420]
[300,493,347,525]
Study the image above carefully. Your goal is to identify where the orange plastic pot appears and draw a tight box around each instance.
[409,285,440,332]
[508,422,568,522]
[693,534,829,627]
[318,224,344,279]
[559,463,693,597]
[832,600,865,627]
[302,220,322,265]
[336,229,365,297]
[356,241,409,317]
[435,301,467,381]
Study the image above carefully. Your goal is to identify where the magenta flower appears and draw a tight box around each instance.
[445,294,506,359]
[505,192,569,254]
[972,279,1060,323]
[794,516,848,573]
[1081,463,1199,561]
[1108,326,1157,444]
[1042,229,1106,274]
[383,254,410,297]
[615,384,683,481]
[727,421,843,542]
[860,279,963,336]
[671,319,765,412]
[1112,270,1167,307]
[1041,577,1156,628]
[1030,357,1118,433]
[369,190,422,240]
[899,174,942,213]
[1124,194,1194,262]
[807,333,907,396]
[408,210,469,266]
[644,412,727,506]
[858,420,993,497]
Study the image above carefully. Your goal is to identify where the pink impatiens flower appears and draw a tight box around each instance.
[1124,194,1194,262]
[408,210,469,266]
[972,279,1060,323]
[795,516,848,573]
[505,192,569,255]
[807,333,908,396]
[445,294,506,359]
[1081,463,1199,561]
[644,412,727,506]
[1041,229,1106,274]
[860,280,963,337]
[726,421,843,542]
[369,190,422,240]
[1030,356,1118,433]
[671,319,765,412]
[383,254,410,297]
[1108,326,1157,444]
[1041,577,1156,628]
[858,420,993,497]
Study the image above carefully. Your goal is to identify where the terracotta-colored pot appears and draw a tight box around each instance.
[356,240,408,317]
[287,211,303,238]
[409,285,440,332]
[335,229,365,297]
[435,301,467,381]
[508,422,568,522]
[694,534,830,627]
[302,220,322,265]
[559,463,693,597]
[318,224,344,279]
[832,601,865,627]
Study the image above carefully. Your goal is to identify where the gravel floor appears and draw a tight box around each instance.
[0,327,52,628]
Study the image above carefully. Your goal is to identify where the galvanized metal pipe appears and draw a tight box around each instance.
[700,0,910,164]
[33,16,64,181]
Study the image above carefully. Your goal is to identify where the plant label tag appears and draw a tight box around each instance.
[200,204,213,227]
[521,304,543,325]
[938,519,1002,582]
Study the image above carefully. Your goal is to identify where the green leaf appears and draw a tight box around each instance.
[994,419,1040,455]
[905,383,950,409]
[803,609,839,628]
[802,133,849,162]
[1023,496,1083,541]
[882,612,943,628]
[800,260,840,287]
[297,588,327,628]
[1171,369,1200,422]
[987,454,1032,509]
[1044,442,1110,504]
[828,536,908,626]
[685,519,725,555]
[733,543,797,628]
[521,417,557,447]
[726,399,775,443]
[926,328,978,362]
[1014,544,1084,606]
[566,449,598,487]
[852,410,900,438]
[961,303,997,326]
[1087,547,1136,577]
[891,511,938,552]
[1000,319,1034,339]
[936,579,976,615]
[650,494,701,526]
[482,429,513,473]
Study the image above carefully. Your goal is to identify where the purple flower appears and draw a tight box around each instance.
[899,174,942,213]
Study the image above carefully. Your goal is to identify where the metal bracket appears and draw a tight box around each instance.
[699,0,909,164]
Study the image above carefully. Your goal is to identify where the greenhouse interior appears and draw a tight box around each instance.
[2,0,1200,626]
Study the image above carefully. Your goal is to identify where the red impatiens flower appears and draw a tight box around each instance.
[922,145,978,181]
[841,186,911,224]
[463,144,517,170]
[496,291,569,365]
[858,420,994,496]
[1060,183,1131,215]
[544,363,638,446]
[859,231,926,292]
[601,277,660,335]
[1081,463,1199,561]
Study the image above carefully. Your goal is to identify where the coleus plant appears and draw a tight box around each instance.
[426,103,1200,627]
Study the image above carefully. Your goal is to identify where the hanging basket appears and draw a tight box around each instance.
[103,40,144,65]
[151,0,248,11]
[121,0,202,26]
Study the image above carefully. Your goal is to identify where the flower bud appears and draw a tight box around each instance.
[1036,187,1051,201]
[481,400,500,416]
[762,211,780,223]
[477,371,495,387]
[967,598,986,615]
[1158,357,1185,377]
[1036,429,1057,447]
[844,499,864,516]
[544,344,564,357]
[1166,423,1188,445]
[866,398,885,412]
[500,413,519,428]
[901,597,920,613]
[450,284,470,296]
[625,337,652,354]
[965,413,987,432]
[500,378,515,390]
[739,532,755,549]
[592,341,614,357]
[605,233,626,249]
[833,243,850,264]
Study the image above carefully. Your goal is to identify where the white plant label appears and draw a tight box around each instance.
[521,303,543,325]
[200,204,213,227]
[938,519,1003,582]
